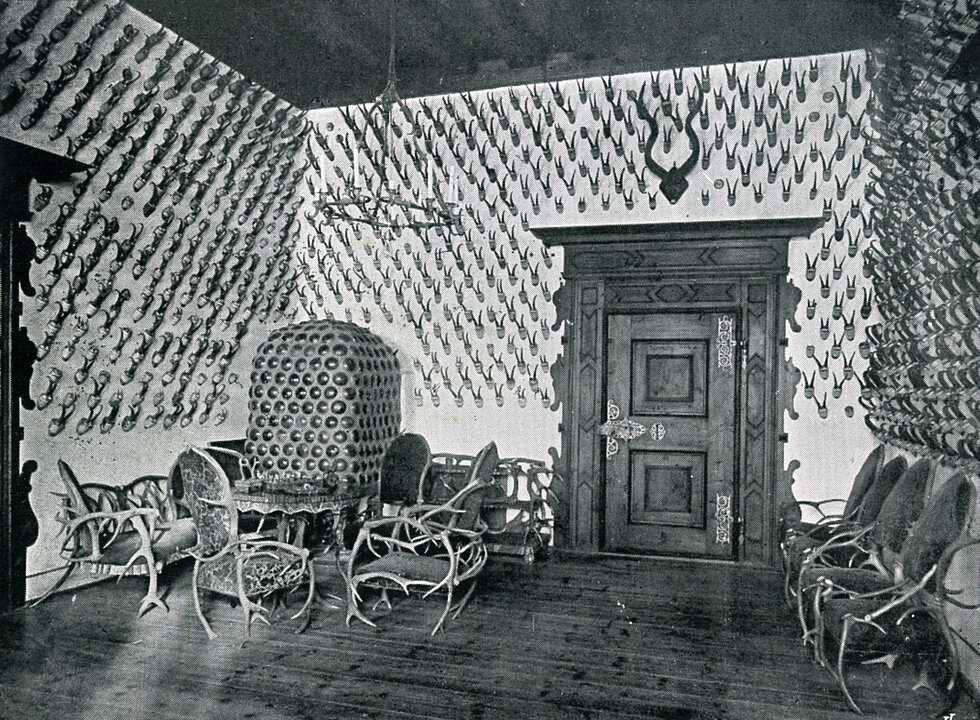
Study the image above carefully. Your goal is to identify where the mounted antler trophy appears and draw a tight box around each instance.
[634,83,703,204]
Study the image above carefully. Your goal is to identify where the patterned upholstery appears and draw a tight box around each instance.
[177,447,236,558]
[195,551,310,597]
[175,446,315,639]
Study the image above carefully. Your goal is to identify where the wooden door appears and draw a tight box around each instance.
[604,312,738,558]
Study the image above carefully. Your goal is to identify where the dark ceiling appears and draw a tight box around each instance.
[127,0,901,110]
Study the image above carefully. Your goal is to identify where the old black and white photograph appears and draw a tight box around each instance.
[1,0,979,717]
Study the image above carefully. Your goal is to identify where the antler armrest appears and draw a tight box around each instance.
[236,538,310,560]
[360,515,440,545]
[805,522,877,562]
[861,568,937,621]
[796,498,847,520]
[349,516,449,574]
[816,571,908,604]
[799,526,878,581]
[62,507,159,562]
[784,515,857,547]
[64,506,159,534]
[398,503,448,517]
[936,537,980,609]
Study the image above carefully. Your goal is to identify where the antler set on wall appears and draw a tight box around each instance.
[0,0,310,438]
[297,49,875,422]
[634,82,703,203]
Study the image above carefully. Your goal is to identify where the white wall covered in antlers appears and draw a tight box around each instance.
[298,49,879,510]
[0,0,307,597]
[2,0,884,595]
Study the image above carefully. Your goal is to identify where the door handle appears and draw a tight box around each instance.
[600,400,664,458]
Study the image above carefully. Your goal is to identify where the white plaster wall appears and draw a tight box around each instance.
[299,50,878,512]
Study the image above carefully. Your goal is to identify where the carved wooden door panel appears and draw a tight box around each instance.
[604,312,738,558]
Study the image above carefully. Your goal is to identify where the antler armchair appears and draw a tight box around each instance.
[175,447,315,639]
[345,441,499,634]
[794,455,915,649]
[33,459,196,615]
[781,445,885,603]
[811,473,977,713]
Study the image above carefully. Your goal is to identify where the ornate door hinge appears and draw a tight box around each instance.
[600,400,666,458]
[715,493,733,544]
[600,400,645,458]
[717,315,736,374]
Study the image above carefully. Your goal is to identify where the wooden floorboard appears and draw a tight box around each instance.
[0,555,976,720]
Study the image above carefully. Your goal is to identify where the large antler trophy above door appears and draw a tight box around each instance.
[634,83,703,203]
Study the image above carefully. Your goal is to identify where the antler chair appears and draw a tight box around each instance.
[345,441,499,634]
[33,459,196,615]
[813,473,977,713]
[379,432,432,515]
[422,452,478,504]
[798,458,932,664]
[790,455,906,637]
[780,446,891,604]
[782,446,885,604]
[175,446,315,639]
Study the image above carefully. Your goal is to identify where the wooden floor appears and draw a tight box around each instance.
[0,555,976,720]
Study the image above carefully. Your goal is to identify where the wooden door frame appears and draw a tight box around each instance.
[533,218,821,567]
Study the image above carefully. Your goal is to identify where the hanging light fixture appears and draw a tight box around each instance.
[316,0,462,234]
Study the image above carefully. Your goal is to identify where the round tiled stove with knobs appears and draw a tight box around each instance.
[245,319,401,497]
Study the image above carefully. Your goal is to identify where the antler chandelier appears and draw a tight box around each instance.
[317,1,461,234]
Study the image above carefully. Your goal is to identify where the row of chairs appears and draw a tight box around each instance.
[781,447,980,713]
[34,434,504,638]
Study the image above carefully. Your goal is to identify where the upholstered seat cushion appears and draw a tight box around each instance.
[823,597,894,630]
[797,565,889,630]
[796,542,871,582]
[196,547,308,597]
[73,517,197,567]
[356,553,452,585]
[800,566,893,594]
